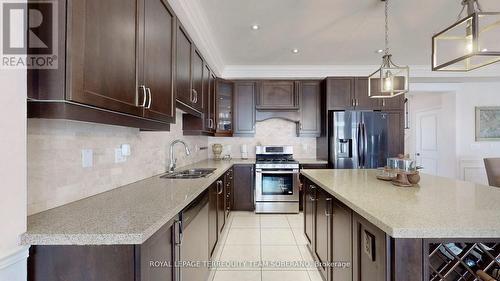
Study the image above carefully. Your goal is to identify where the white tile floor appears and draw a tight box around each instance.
[208,211,323,281]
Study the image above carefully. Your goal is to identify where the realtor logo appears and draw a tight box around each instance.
[1,0,58,69]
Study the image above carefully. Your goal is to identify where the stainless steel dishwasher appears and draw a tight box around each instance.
[175,190,209,281]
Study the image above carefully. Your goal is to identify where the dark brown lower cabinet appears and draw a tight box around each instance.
[28,219,175,281]
[303,180,316,246]
[331,199,353,281]
[352,213,388,281]
[208,181,218,257]
[232,164,255,211]
[314,188,331,280]
[216,178,226,235]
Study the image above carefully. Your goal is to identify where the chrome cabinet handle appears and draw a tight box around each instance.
[325,198,333,216]
[217,180,224,194]
[139,85,147,107]
[146,88,152,109]
[382,99,386,107]
[174,220,183,245]
[191,89,198,103]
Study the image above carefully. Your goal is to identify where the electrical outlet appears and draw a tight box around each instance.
[81,149,93,168]
[115,148,126,163]
[121,144,131,156]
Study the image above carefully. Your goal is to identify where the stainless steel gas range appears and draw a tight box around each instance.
[255,146,300,213]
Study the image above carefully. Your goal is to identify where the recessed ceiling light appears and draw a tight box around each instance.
[481,48,489,52]
[251,24,260,30]
[291,48,299,54]
[376,49,384,54]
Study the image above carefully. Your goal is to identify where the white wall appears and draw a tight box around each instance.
[406,81,500,184]
[0,68,28,279]
[406,92,457,179]
[455,82,500,184]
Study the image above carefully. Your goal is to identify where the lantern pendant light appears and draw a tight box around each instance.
[432,0,500,71]
[368,0,409,99]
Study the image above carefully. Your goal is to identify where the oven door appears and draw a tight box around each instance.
[255,169,300,201]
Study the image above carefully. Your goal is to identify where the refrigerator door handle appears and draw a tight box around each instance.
[356,123,362,168]
[362,123,368,168]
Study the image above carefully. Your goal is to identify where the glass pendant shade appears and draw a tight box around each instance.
[432,12,500,71]
[368,55,409,98]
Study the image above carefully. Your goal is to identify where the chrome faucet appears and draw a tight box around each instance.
[168,140,191,173]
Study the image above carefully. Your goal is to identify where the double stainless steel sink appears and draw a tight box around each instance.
[160,168,217,179]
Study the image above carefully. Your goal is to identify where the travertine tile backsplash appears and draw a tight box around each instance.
[28,113,317,215]
[208,118,317,159]
[27,110,209,215]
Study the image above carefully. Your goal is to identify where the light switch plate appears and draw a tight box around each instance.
[81,149,93,168]
[115,148,126,163]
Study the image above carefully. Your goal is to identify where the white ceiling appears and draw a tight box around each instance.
[195,0,500,66]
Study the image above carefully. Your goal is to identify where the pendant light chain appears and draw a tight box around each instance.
[385,0,389,56]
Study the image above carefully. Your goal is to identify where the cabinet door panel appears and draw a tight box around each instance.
[191,49,204,111]
[202,64,211,130]
[303,180,315,245]
[68,0,140,116]
[327,78,354,110]
[386,111,404,158]
[355,78,380,110]
[217,179,225,234]
[232,165,254,211]
[208,73,217,132]
[332,200,353,281]
[258,81,297,110]
[142,0,175,123]
[299,81,321,136]
[381,94,404,111]
[175,25,192,106]
[208,183,218,257]
[140,222,174,281]
[314,189,330,280]
[234,82,256,136]
[215,79,233,135]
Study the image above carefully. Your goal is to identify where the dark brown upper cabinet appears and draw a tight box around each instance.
[202,64,211,131]
[354,78,380,110]
[140,0,176,123]
[379,94,405,111]
[191,49,204,112]
[215,79,234,137]
[298,80,321,137]
[208,71,217,132]
[175,24,198,116]
[233,81,257,137]
[327,77,354,110]
[257,81,299,110]
[27,0,174,131]
[67,0,139,116]
[175,22,204,117]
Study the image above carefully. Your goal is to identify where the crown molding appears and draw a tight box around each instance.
[222,64,500,81]
[167,0,225,76]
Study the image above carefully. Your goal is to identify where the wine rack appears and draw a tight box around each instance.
[427,241,500,281]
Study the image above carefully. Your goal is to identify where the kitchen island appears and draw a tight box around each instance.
[300,169,500,281]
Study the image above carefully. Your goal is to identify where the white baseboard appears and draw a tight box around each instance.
[0,246,29,281]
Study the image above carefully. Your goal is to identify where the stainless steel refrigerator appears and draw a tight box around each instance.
[329,111,389,169]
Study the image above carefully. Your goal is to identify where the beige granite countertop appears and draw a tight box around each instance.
[21,159,255,246]
[301,169,500,239]
[296,158,328,165]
